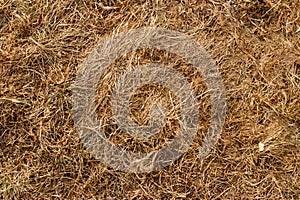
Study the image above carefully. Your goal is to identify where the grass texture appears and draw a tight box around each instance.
[0,0,299,199]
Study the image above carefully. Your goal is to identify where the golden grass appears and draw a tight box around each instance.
[1,0,299,199]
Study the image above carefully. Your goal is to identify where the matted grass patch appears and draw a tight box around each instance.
[1,0,299,199]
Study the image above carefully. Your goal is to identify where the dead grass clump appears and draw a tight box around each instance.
[94,48,210,154]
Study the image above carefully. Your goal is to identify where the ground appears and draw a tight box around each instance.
[0,0,299,199]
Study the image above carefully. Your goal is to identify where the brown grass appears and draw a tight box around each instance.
[1,0,299,199]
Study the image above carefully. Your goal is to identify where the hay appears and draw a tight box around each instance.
[1,0,299,198]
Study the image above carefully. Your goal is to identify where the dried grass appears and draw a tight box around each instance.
[1,0,299,199]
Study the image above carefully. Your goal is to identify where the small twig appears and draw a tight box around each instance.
[0,97,28,105]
